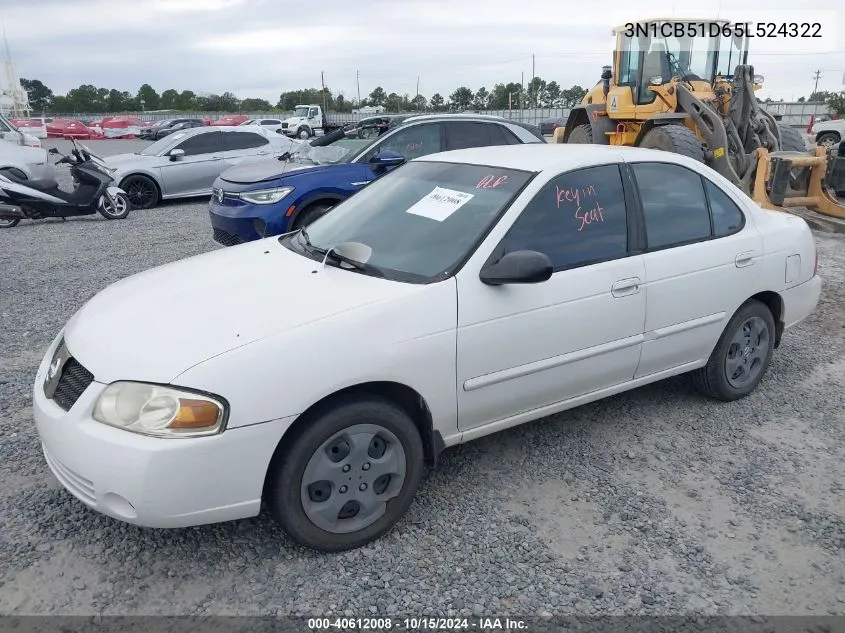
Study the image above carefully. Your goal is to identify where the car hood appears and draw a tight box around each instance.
[219,158,328,184]
[63,238,414,385]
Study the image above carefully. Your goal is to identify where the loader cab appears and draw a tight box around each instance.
[609,19,747,113]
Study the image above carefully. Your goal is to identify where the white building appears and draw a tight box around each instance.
[0,29,31,118]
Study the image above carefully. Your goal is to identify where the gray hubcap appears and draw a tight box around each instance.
[725,316,769,388]
[301,424,406,534]
[101,195,127,216]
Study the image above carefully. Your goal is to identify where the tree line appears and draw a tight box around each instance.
[20,77,590,115]
[22,77,845,116]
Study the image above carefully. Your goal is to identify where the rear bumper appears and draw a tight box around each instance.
[782,275,822,330]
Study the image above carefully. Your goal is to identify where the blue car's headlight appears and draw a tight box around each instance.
[240,186,294,205]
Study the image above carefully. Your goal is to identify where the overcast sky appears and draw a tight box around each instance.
[3,0,844,104]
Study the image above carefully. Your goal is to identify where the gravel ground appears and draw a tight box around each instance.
[0,140,843,618]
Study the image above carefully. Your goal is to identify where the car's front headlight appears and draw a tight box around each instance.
[240,186,294,205]
[92,382,227,438]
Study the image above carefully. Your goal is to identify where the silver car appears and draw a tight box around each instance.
[0,141,55,182]
[106,126,306,209]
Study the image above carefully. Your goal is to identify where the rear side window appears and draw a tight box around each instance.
[632,163,712,249]
[500,164,629,270]
[444,122,496,151]
[222,132,269,151]
[490,124,522,145]
[704,179,744,236]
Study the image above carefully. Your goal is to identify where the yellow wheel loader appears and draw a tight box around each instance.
[555,18,845,223]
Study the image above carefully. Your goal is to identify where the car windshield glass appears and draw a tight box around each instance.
[290,129,378,165]
[137,133,185,155]
[294,106,311,117]
[152,120,172,128]
[283,161,534,282]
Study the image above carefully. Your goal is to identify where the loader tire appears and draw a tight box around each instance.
[776,123,811,190]
[638,124,705,162]
[567,124,594,144]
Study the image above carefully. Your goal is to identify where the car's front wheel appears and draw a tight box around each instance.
[120,175,160,209]
[293,203,333,230]
[266,396,424,552]
[692,299,776,401]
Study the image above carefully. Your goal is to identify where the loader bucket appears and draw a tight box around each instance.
[751,146,845,224]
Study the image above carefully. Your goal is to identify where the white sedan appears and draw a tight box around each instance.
[33,144,821,551]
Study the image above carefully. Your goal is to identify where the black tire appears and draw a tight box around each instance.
[692,299,776,401]
[98,192,131,219]
[120,174,159,209]
[816,131,841,151]
[777,123,811,189]
[297,127,311,140]
[293,203,333,229]
[0,217,20,228]
[638,124,705,162]
[567,123,594,144]
[266,395,424,551]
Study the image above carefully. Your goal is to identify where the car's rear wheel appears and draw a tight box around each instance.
[120,175,160,209]
[266,396,424,551]
[692,299,776,401]
[817,132,840,150]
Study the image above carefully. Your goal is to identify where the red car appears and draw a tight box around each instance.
[210,114,249,126]
[46,119,96,139]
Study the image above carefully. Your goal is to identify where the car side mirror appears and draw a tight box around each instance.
[169,148,185,161]
[479,250,553,285]
[370,150,406,170]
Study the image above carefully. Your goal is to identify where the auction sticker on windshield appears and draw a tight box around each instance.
[405,187,474,222]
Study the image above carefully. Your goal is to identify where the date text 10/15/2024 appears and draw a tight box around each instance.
[308,617,528,630]
[623,21,823,39]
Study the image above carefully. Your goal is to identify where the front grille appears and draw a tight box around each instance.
[213,227,245,247]
[53,358,94,411]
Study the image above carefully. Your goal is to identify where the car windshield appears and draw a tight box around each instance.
[137,133,186,156]
[283,161,534,282]
[294,106,311,117]
[293,125,385,164]
[152,120,172,128]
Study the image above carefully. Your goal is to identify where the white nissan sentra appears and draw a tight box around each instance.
[33,144,821,551]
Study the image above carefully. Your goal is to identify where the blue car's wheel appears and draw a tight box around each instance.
[294,203,334,229]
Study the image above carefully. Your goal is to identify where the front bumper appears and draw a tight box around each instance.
[32,338,296,528]
[208,195,293,246]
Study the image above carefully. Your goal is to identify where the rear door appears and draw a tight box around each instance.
[220,130,272,170]
[627,160,762,377]
[159,130,223,196]
[443,121,513,151]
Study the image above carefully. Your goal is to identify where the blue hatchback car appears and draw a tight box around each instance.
[208,114,545,246]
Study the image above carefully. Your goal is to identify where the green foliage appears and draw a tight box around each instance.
[26,76,592,115]
[826,91,845,115]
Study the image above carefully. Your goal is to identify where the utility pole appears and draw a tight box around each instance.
[531,54,535,108]
[321,71,328,112]
[812,69,822,100]
[356,70,361,106]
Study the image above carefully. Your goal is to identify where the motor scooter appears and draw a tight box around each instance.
[0,138,131,228]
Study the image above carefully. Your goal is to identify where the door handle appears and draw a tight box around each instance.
[611,277,640,297]
[735,251,756,267]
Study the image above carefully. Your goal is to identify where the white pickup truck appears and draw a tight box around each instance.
[279,105,343,140]
[812,117,845,150]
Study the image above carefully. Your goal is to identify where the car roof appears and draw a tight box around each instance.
[415,143,703,173]
[400,113,510,124]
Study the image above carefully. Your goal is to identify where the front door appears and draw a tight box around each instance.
[355,122,444,187]
[456,163,646,430]
[159,130,223,196]
[626,160,763,377]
